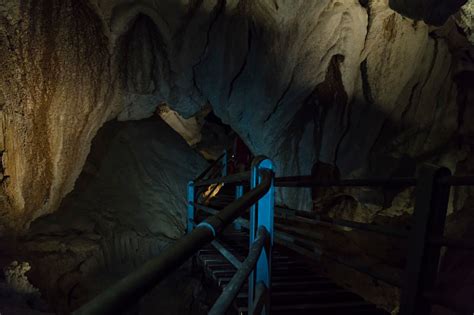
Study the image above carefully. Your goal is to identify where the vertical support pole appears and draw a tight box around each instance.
[222,150,228,177]
[399,164,451,315]
[233,185,244,230]
[187,181,195,234]
[249,156,274,315]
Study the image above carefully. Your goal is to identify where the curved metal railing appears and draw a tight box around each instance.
[73,156,275,315]
[73,152,474,315]
[274,166,474,315]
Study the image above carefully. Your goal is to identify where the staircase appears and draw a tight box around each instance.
[73,153,474,315]
[197,189,389,315]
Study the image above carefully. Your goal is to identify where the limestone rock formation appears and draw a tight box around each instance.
[11,118,207,312]
[0,0,122,233]
[0,0,472,232]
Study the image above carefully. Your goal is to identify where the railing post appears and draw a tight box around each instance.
[249,156,274,315]
[222,150,228,177]
[399,164,451,315]
[187,181,195,234]
[234,185,244,230]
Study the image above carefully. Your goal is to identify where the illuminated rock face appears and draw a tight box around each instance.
[0,1,120,232]
[0,0,472,240]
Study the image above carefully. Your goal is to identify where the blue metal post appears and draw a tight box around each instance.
[187,181,195,234]
[249,156,274,315]
[222,150,228,177]
[234,185,244,230]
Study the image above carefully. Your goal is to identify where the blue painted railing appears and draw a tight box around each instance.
[73,151,273,315]
[188,155,274,315]
[73,147,474,315]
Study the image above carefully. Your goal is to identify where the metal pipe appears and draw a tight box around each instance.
[211,240,242,269]
[194,152,226,181]
[195,204,250,229]
[209,212,402,288]
[195,203,219,215]
[73,228,214,315]
[250,282,268,315]
[275,176,416,188]
[74,170,272,315]
[321,251,402,288]
[428,237,474,250]
[423,291,474,314]
[208,227,268,315]
[275,206,409,239]
[437,175,474,186]
[195,171,251,187]
[275,175,474,188]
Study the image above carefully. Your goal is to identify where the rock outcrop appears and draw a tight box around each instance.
[7,118,207,313]
[0,1,121,232]
[0,0,472,231]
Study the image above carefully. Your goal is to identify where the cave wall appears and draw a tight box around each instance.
[14,118,206,312]
[0,1,122,232]
[0,0,472,241]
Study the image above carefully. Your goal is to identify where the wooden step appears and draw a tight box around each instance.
[196,230,389,315]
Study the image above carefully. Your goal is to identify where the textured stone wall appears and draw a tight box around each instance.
[15,118,206,313]
[0,1,121,232]
[0,0,471,232]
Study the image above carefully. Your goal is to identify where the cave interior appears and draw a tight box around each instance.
[0,0,473,314]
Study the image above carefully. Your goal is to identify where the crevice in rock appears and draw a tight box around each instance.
[400,82,419,121]
[191,0,227,94]
[273,0,279,11]
[333,97,352,168]
[264,68,295,123]
[174,0,205,47]
[360,59,375,105]
[454,71,473,133]
[228,21,252,99]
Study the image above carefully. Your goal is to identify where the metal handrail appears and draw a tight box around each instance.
[73,169,273,315]
[437,175,474,186]
[197,203,403,287]
[275,175,474,188]
[275,167,474,314]
[208,226,269,315]
[428,237,474,250]
[250,281,268,315]
[195,171,251,187]
[275,206,409,239]
[194,152,226,182]
[275,176,417,187]
[423,291,474,314]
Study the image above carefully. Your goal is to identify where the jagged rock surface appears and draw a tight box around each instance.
[9,118,207,313]
[0,0,472,231]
